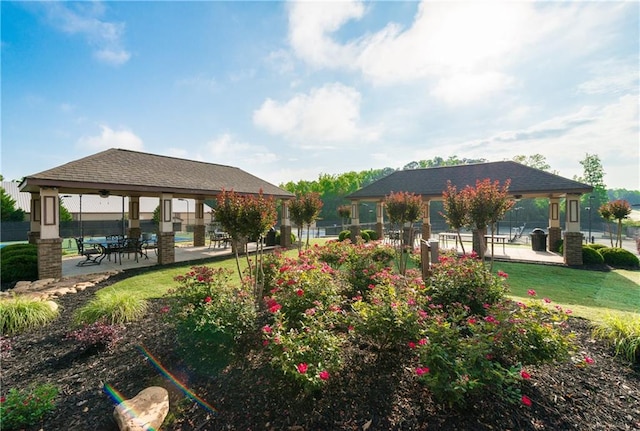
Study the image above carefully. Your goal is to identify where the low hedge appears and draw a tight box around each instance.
[1,244,39,284]
[599,247,640,269]
[582,246,605,266]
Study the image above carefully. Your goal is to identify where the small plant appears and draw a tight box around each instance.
[1,243,39,284]
[65,321,124,350]
[0,296,59,335]
[592,315,640,364]
[74,290,148,325]
[0,383,58,430]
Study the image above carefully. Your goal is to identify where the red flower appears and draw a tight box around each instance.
[527,289,537,296]
[296,288,304,296]
[296,363,308,374]
[520,370,531,379]
[418,338,428,346]
[543,297,551,303]
[467,318,477,325]
[262,325,272,333]
[497,270,508,278]
[408,341,416,349]
[584,356,594,364]
[262,340,269,346]
[160,306,170,314]
[319,370,330,381]
[204,296,212,303]
[415,367,430,376]
[0,396,5,403]
[521,395,532,406]
[269,303,282,313]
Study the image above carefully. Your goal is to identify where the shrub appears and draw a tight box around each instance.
[275,231,296,245]
[586,243,607,250]
[65,321,125,350]
[599,247,640,269]
[338,230,351,241]
[0,296,59,335]
[363,229,379,241]
[166,266,257,370]
[360,230,371,242]
[0,383,58,430]
[426,252,507,315]
[592,315,640,364]
[557,239,564,254]
[74,291,148,325]
[582,246,605,266]
[0,255,38,283]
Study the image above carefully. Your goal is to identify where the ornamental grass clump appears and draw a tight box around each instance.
[74,290,148,325]
[592,315,640,364]
[0,296,59,335]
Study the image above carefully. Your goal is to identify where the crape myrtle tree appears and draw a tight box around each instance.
[600,200,631,248]
[289,192,324,251]
[463,179,514,269]
[214,189,277,305]
[385,191,422,275]
[441,181,469,255]
[598,203,614,247]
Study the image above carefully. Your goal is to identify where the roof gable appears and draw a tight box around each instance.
[19,148,294,199]
[347,161,592,200]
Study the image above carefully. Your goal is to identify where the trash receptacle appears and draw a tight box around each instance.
[530,228,547,251]
[265,228,277,246]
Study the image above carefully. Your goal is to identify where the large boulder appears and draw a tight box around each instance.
[113,386,169,431]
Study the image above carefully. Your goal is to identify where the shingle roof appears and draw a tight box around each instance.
[347,161,592,200]
[19,148,294,199]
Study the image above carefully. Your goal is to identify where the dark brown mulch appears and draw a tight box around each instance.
[2,272,639,431]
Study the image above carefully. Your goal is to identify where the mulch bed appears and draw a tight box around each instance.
[2,271,639,431]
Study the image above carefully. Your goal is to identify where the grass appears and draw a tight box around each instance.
[0,296,60,335]
[493,261,640,321]
[592,314,640,363]
[74,289,149,325]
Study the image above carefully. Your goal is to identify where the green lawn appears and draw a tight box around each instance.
[99,243,640,323]
[493,261,640,321]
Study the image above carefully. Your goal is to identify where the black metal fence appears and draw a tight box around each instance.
[0,220,164,242]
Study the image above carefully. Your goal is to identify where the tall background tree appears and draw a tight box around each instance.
[441,181,469,255]
[1,175,25,221]
[385,191,422,275]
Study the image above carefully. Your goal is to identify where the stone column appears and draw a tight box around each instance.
[193,199,205,247]
[349,200,361,241]
[548,197,561,252]
[563,194,583,265]
[128,196,141,239]
[157,194,175,265]
[28,193,41,244]
[421,198,431,241]
[37,188,62,279]
[375,201,384,240]
[280,199,292,247]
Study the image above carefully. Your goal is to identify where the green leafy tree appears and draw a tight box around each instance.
[576,153,608,215]
[59,198,73,222]
[512,154,551,171]
[385,191,422,275]
[1,182,25,221]
[598,203,615,247]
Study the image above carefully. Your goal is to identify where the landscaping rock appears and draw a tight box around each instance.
[113,386,169,431]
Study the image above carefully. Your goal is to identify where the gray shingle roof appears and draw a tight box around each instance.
[347,161,592,200]
[19,148,294,199]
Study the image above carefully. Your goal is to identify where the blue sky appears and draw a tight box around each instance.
[2,1,638,190]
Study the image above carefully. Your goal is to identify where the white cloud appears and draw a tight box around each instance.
[287,0,365,69]
[77,125,143,151]
[577,58,639,95]
[285,1,631,105]
[253,83,379,146]
[206,133,278,166]
[41,2,130,66]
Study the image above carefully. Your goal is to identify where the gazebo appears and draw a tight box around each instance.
[18,148,295,279]
[345,161,593,266]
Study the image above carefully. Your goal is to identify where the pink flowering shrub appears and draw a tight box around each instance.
[426,250,507,315]
[166,266,257,369]
[65,321,124,351]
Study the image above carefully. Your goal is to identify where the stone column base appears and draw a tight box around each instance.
[158,232,175,265]
[375,222,384,241]
[563,232,583,266]
[193,225,205,247]
[28,231,41,245]
[37,238,63,279]
[128,227,141,240]
[280,225,292,247]
[350,225,362,243]
[548,227,562,252]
